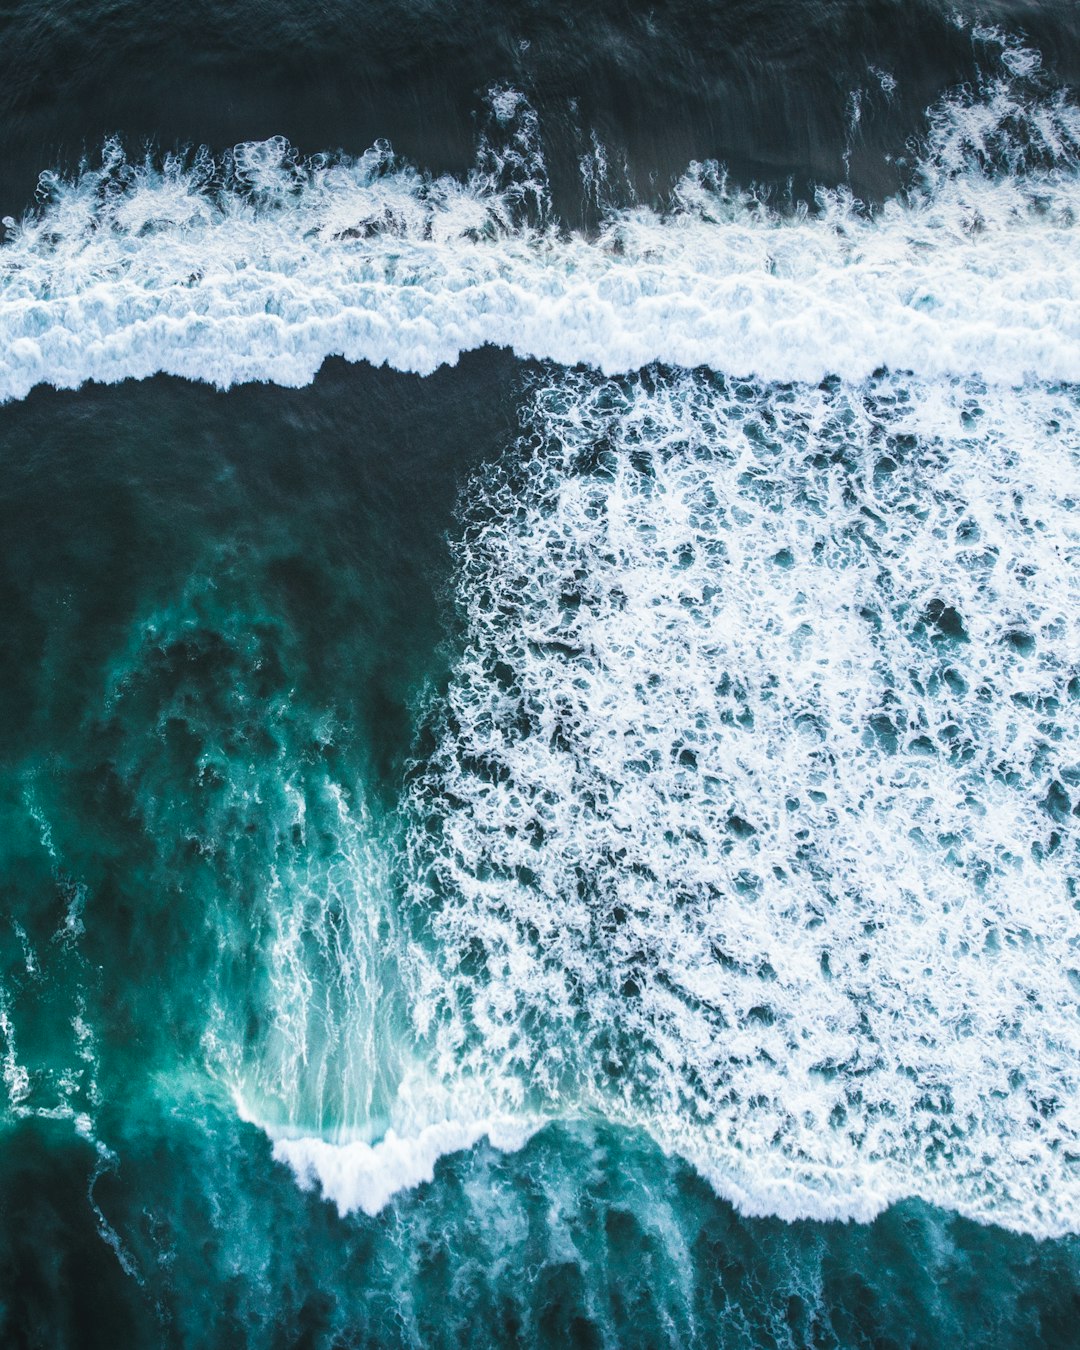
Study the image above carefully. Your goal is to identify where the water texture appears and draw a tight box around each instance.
[1,5,1080,1347]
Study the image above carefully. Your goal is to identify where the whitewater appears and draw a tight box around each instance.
[1,69,1079,400]
[3,41,1080,1245]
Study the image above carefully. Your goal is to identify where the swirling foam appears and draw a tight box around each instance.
[6,52,1080,1234]
[404,368,1080,1238]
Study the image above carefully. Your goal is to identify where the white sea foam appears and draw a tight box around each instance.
[233,1077,540,1218]
[268,1113,537,1216]
[404,367,1080,1239]
[210,62,1080,1228]
[0,73,1078,400]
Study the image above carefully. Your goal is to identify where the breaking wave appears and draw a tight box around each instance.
[0,58,1078,401]
[6,39,1080,1243]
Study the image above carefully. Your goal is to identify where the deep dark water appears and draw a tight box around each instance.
[3,0,1080,217]
[0,356,521,780]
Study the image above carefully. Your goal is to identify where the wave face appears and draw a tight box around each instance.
[1,60,1080,402]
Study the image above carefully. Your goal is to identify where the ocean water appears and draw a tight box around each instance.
[2,3,1080,1346]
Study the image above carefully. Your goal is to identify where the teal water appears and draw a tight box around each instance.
[7,1112,1080,1347]
[0,356,516,1129]
[1,358,1079,1347]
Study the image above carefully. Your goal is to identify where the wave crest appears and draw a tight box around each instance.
[1,61,1079,399]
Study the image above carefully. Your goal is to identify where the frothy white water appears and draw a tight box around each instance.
[214,61,1080,1225]
[6,48,1075,1233]
[266,1113,537,1216]
[1,73,1079,399]
[404,367,1080,1238]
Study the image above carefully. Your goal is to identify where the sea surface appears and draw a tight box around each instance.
[2,2,1080,1346]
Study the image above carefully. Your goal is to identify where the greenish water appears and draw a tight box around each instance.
[6,1112,1080,1348]
[0,356,516,1132]
[2,359,1079,1348]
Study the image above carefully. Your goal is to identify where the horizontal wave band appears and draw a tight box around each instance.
[2,70,1080,399]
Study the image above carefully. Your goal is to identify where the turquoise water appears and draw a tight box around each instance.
[8,1112,1080,1347]
[2,358,1079,1347]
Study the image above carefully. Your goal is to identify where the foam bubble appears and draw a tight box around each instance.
[269,1114,538,1216]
